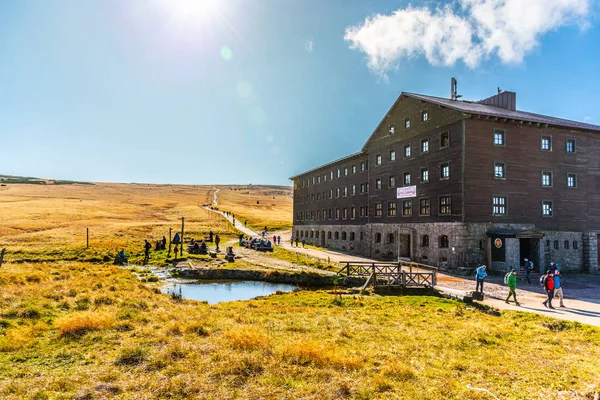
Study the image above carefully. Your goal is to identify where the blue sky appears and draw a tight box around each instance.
[0,0,598,186]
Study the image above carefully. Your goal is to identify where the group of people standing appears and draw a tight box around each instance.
[474,260,566,309]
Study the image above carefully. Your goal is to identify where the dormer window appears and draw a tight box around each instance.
[404,118,411,129]
[422,110,429,121]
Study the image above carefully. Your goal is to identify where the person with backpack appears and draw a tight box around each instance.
[143,240,151,264]
[524,258,533,284]
[505,268,520,306]
[475,265,487,293]
[554,270,565,308]
[215,234,221,251]
[541,270,555,309]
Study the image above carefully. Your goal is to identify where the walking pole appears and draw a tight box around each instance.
[180,217,184,257]
[168,227,172,257]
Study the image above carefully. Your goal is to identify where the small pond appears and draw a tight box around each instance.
[162,281,298,304]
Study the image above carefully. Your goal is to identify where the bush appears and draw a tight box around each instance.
[56,311,115,337]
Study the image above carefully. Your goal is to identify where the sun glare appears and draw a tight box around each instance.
[158,0,224,25]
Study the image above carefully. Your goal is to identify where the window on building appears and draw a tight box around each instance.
[351,184,356,195]
[322,208,326,219]
[305,211,309,220]
[359,206,365,217]
[337,169,341,178]
[404,144,411,158]
[311,211,315,220]
[329,189,333,199]
[440,131,450,148]
[312,177,315,185]
[390,149,396,162]
[343,167,348,176]
[361,161,366,172]
[360,183,366,194]
[494,162,506,179]
[343,187,348,197]
[352,165,356,174]
[440,162,450,180]
[315,231,319,238]
[439,196,451,215]
[343,207,348,220]
[403,172,411,186]
[542,200,553,217]
[311,194,315,202]
[419,198,430,216]
[365,205,368,216]
[328,209,332,219]
[573,241,578,249]
[421,167,429,183]
[316,210,320,220]
[328,231,332,239]
[541,135,552,151]
[336,188,340,198]
[422,110,429,121]
[564,240,569,249]
[350,232,355,241]
[330,171,334,180]
[300,231,303,238]
[554,240,559,250]
[375,178,382,190]
[492,196,507,216]
[310,230,314,238]
[376,154,382,166]
[375,202,383,217]
[351,206,356,219]
[404,118,410,129]
[316,193,320,201]
[375,233,382,243]
[388,201,396,217]
[388,233,395,243]
[300,179,304,188]
[389,125,395,135]
[402,200,412,216]
[493,128,505,146]
[323,174,327,182]
[542,171,552,187]
[567,173,577,188]
[389,175,395,188]
[421,235,429,247]
[335,232,339,240]
[566,138,576,153]
[335,208,340,220]
[439,235,449,248]
[342,232,347,240]
[317,176,321,184]
[421,138,429,153]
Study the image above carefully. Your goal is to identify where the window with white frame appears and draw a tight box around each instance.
[404,118,410,129]
[440,162,450,179]
[388,175,395,188]
[542,171,552,187]
[421,138,429,153]
[404,144,411,158]
[375,178,382,190]
[403,172,411,186]
[492,196,506,216]
[542,200,553,217]
[541,135,552,151]
[390,149,396,162]
[422,110,429,121]
[493,128,505,146]
[494,162,506,179]
[376,154,382,166]
[387,201,396,217]
[421,167,429,183]
[566,138,576,153]
[567,173,577,188]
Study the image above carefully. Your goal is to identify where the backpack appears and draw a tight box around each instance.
[504,272,510,285]
[539,275,546,287]
[527,261,534,271]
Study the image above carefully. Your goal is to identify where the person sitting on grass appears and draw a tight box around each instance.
[114,249,128,265]
[266,240,272,248]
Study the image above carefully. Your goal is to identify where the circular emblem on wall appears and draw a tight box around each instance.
[494,238,503,248]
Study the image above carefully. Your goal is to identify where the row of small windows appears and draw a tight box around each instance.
[546,240,579,250]
[297,230,360,241]
[493,165,578,188]
[296,164,450,204]
[295,230,451,249]
[300,162,370,188]
[375,132,448,166]
[389,110,430,134]
[492,196,556,218]
[295,196,453,221]
[493,129,576,153]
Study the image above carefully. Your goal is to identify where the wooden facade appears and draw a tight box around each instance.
[291,90,600,271]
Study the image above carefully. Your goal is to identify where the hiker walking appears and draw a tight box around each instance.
[541,270,556,309]
[143,240,151,264]
[215,234,221,251]
[273,235,277,245]
[554,270,565,307]
[161,236,167,250]
[301,239,306,248]
[290,237,294,247]
[475,265,487,293]
[505,269,520,305]
[524,258,533,284]
[295,237,299,247]
[277,236,281,246]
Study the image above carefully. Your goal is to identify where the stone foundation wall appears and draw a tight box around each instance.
[292,223,598,271]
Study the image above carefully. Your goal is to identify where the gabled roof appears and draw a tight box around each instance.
[361,91,600,151]
[404,92,600,132]
[289,151,364,180]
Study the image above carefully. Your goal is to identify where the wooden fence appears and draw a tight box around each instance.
[338,260,437,290]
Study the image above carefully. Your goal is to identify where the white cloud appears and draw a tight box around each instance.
[344,0,590,76]
[304,39,314,53]
[584,116,593,121]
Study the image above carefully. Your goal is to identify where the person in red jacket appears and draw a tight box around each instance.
[542,270,555,309]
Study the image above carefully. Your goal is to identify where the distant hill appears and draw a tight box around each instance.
[0,174,93,186]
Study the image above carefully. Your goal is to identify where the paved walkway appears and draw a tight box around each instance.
[203,190,600,327]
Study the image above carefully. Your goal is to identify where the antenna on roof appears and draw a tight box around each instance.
[450,77,462,101]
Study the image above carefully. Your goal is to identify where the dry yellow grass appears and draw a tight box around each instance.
[0,182,291,262]
[56,311,115,337]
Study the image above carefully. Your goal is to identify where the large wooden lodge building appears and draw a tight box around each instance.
[290,84,600,272]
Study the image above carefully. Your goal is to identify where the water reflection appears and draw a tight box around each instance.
[162,281,297,304]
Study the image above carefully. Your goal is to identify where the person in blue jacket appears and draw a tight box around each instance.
[475,265,488,293]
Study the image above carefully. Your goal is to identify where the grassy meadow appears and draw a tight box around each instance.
[1,182,600,399]
[0,183,292,264]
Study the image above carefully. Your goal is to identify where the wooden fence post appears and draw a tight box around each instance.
[168,227,172,257]
[0,248,5,268]
[86,228,89,248]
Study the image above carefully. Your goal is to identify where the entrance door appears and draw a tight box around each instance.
[399,234,411,258]
[321,230,325,247]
